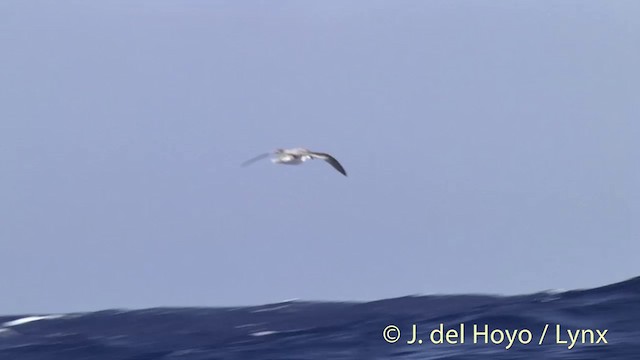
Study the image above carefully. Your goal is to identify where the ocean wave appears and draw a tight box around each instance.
[0,276,638,359]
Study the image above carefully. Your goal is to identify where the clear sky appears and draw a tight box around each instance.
[1,1,638,314]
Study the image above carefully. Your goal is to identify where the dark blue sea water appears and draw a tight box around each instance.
[1,276,639,360]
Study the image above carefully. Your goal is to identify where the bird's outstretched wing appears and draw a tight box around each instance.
[241,153,271,167]
[311,152,347,176]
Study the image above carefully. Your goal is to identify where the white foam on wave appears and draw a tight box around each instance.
[250,330,279,337]
[251,305,290,313]
[3,315,65,327]
[542,289,567,295]
[235,323,263,329]
[538,289,567,302]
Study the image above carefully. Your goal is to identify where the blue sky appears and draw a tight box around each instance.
[1,1,638,314]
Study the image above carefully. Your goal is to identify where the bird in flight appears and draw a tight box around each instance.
[242,148,347,176]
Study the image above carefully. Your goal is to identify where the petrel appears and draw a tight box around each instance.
[242,148,347,176]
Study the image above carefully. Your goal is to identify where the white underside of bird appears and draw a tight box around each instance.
[242,148,347,176]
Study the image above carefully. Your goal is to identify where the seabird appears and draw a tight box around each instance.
[242,148,347,176]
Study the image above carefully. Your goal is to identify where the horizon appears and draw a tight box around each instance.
[2,274,638,317]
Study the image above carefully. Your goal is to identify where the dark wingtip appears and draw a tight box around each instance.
[241,153,270,167]
[327,157,347,177]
